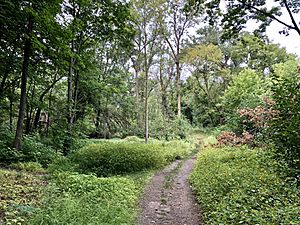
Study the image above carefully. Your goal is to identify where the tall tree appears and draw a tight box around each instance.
[59,0,134,149]
[183,44,225,125]
[131,0,162,142]
[192,0,300,39]
[162,0,198,117]
[2,0,62,150]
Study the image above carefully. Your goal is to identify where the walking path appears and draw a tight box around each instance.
[138,155,202,225]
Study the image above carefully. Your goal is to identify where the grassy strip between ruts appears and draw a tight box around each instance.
[190,146,300,225]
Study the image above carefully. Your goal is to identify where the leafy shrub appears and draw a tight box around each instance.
[71,142,166,176]
[20,135,58,167]
[0,126,17,164]
[0,126,58,167]
[222,69,270,133]
[47,156,77,173]
[10,162,45,173]
[123,135,144,142]
[190,147,300,224]
[217,131,254,146]
[71,140,192,176]
[29,172,140,225]
[269,60,300,173]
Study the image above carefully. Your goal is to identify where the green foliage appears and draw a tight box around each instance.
[194,0,300,40]
[0,127,57,167]
[230,33,296,73]
[270,60,300,173]
[47,156,77,174]
[72,142,165,176]
[20,136,58,167]
[147,96,192,140]
[222,69,269,133]
[123,136,144,142]
[29,172,145,225]
[190,147,300,224]
[0,169,46,224]
[161,140,192,161]
[71,140,191,176]
[9,162,45,173]
[0,126,17,164]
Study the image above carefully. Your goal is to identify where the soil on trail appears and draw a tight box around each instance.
[138,156,202,225]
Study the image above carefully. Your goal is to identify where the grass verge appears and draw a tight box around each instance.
[28,171,153,225]
[190,146,300,224]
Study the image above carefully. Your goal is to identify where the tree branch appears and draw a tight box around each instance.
[282,0,300,36]
[238,0,296,31]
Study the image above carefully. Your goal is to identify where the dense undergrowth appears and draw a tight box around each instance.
[71,140,191,176]
[0,136,194,224]
[190,146,300,224]
[0,169,46,224]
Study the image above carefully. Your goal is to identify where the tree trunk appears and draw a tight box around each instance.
[12,16,33,150]
[144,71,149,143]
[9,97,13,132]
[159,62,169,117]
[144,45,149,143]
[175,60,181,117]
[67,57,74,125]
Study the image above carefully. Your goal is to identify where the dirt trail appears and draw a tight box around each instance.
[138,156,202,225]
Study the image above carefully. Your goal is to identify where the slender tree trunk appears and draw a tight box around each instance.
[159,61,169,117]
[95,108,101,138]
[12,16,33,150]
[144,70,149,143]
[46,86,54,137]
[144,40,149,143]
[175,60,181,117]
[67,57,74,125]
[135,69,139,101]
[9,97,13,131]
[25,81,35,134]
[33,108,41,131]
[73,70,80,123]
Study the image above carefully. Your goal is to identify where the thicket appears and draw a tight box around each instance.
[269,61,300,174]
[218,60,300,177]
[70,140,191,176]
[0,127,57,167]
[190,147,300,224]
[222,68,270,135]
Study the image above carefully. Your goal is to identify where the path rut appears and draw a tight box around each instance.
[138,156,201,225]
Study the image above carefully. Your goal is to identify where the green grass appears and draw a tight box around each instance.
[70,140,192,177]
[190,146,300,224]
[1,137,194,224]
[29,171,153,225]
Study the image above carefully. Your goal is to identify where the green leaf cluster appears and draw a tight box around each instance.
[222,69,270,132]
[269,60,300,173]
